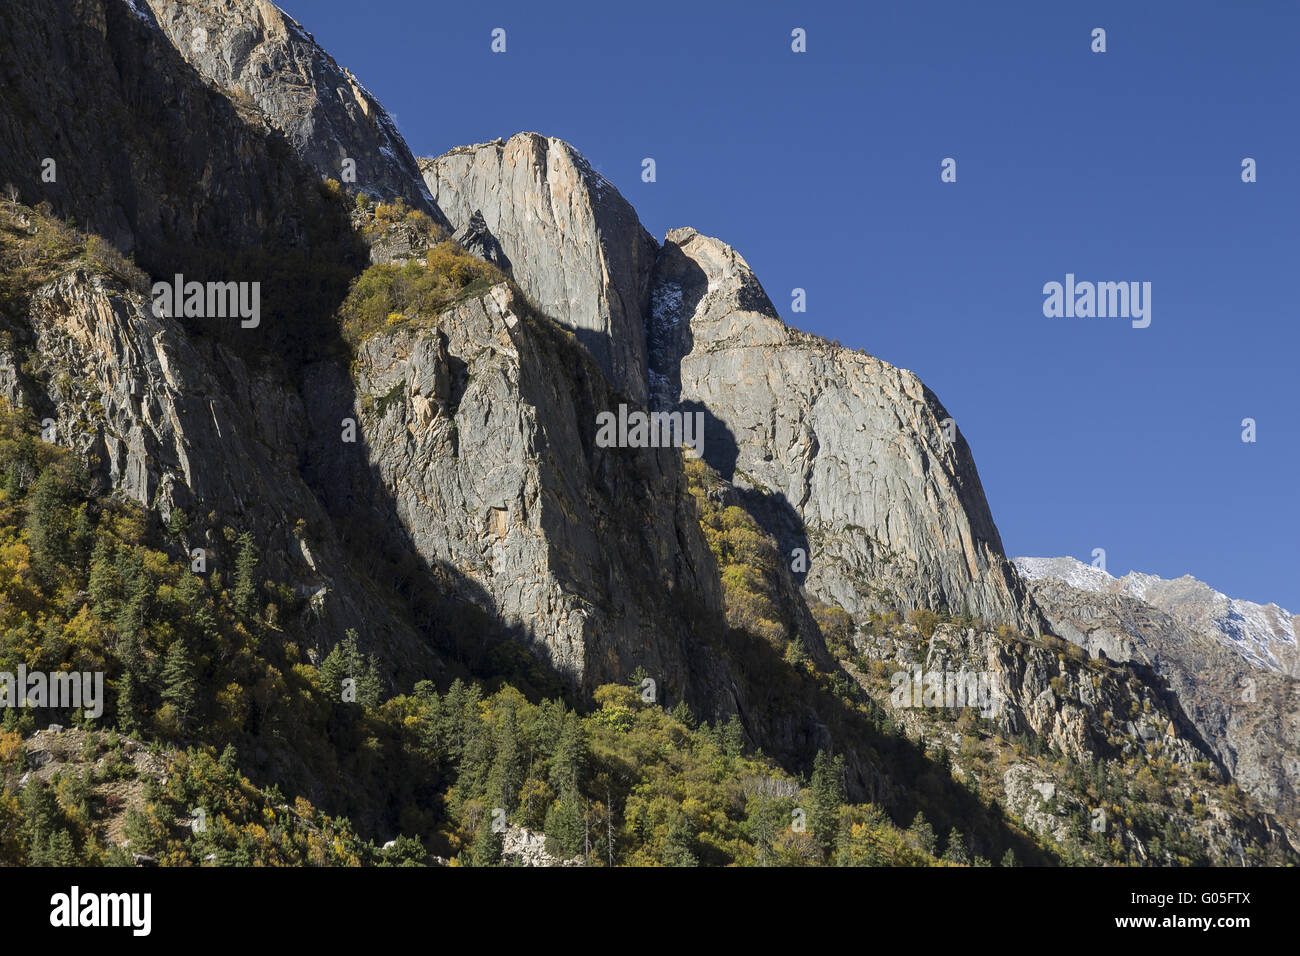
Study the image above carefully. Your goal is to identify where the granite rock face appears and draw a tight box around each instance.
[137,0,445,221]
[420,134,657,403]
[0,0,360,272]
[0,266,427,675]
[308,281,730,705]
[648,227,1042,636]
[850,620,1295,862]
[452,210,511,272]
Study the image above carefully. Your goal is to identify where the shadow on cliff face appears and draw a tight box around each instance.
[717,617,1054,864]
[0,0,585,828]
[686,402,813,589]
[296,353,575,704]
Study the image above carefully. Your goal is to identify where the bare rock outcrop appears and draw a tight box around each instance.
[307,282,730,706]
[420,135,657,403]
[649,227,1042,635]
[1,267,427,675]
[138,0,446,221]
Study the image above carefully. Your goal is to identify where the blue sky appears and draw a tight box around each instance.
[280,0,1299,609]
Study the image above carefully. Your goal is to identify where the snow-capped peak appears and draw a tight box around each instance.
[1014,556,1297,673]
[1013,556,1114,593]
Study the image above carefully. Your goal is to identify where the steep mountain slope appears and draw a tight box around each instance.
[840,619,1294,864]
[0,0,1291,868]
[308,272,732,707]
[648,227,1042,636]
[0,0,364,288]
[136,0,446,222]
[1014,557,1300,835]
[0,202,429,682]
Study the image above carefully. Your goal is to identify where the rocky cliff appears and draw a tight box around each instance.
[304,277,732,707]
[846,619,1295,863]
[418,134,1042,640]
[419,135,657,403]
[136,0,446,221]
[0,217,428,680]
[648,227,1042,636]
[0,0,365,282]
[2,0,1291,867]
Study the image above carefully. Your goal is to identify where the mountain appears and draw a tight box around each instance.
[1015,557,1298,674]
[0,0,1292,868]
[1014,557,1300,837]
[648,227,1044,638]
[134,0,446,222]
[419,134,657,403]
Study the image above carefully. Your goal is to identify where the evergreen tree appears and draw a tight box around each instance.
[942,827,970,864]
[1001,847,1019,867]
[4,435,37,496]
[907,811,936,854]
[175,573,217,639]
[219,743,239,772]
[160,638,197,732]
[467,816,502,866]
[487,701,525,812]
[670,699,696,729]
[722,714,745,759]
[24,468,71,582]
[112,550,150,640]
[115,633,145,734]
[87,537,118,611]
[167,507,189,540]
[543,795,584,859]
[232,531,259,619]
[809,750,846,858]
[548,712,586,798]
[320,630,381,705]
[661,812,698,867]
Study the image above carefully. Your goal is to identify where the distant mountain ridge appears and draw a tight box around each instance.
[1015,556,1298,676]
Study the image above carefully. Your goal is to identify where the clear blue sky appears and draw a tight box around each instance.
[280,0,1299,610]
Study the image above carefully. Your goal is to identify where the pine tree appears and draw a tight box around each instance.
[115,633,145,734]
[112,550,150,640]
[488,701,524,812]
[543,796,584,859]
[160,638,197,732]
[942,827,970,864]
[722,714,745,759]
[232,531,259,618]
[810,750,846,858]
[1000,847,1019,867]
[219,743,239,772]
[320,629,380,705]
[24,468,71,582]
[356,652,382,707]
[467,816,502,866]
[87,537,118,612]
[907,811,936,854]
[670,699,696,729]
[4,435,37,497]
[548,712,586,798]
